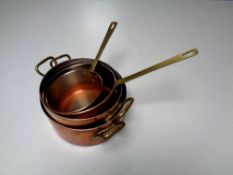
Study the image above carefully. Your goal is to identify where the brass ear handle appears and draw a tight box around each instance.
[35,56,58,77]
[50,54,72,67]
[105,97,134,122]
[116,48,198,85]
[102,122,125,139]
[95,122,125,140]
[95,97,134,140]
[105,102,124,122]
[90,21,118,71]
[113,97,134,122]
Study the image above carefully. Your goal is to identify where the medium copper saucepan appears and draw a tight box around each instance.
[41,97,134,146]
[39,48,198,119]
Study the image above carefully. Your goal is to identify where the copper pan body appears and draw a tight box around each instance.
[41,97,134,146]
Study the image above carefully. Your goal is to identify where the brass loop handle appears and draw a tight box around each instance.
[102,122,125,139]
[105,102,124,122]
[90,21,118,71]
[95,97,134,140]
[50,54,72,67]
[35,56,58,77]
[116,48,198,85]
[95,122,125,140]
[105,97,134,122]
[114,97,134,122]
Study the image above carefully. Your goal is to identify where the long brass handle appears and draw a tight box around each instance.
[90,21,118,71]
[116,48,198,85]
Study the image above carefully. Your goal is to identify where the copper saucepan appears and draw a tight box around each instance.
[41,97,134,146]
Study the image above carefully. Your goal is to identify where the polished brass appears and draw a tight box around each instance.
[90,21,117,71]
[116,48,198,85]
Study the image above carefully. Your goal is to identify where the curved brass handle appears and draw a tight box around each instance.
[50,54,72,67]
[113,97,134,122]
[95,97,134,140]
[101,122,125,140]
[35,56,58,77]
[116,48,198,85]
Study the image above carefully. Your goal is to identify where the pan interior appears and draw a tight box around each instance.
[46,69,103,112]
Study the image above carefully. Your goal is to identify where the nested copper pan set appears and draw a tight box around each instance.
[35,22,198,146]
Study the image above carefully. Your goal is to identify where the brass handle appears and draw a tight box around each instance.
[50,54,71,67]
[116,48,198,85]
[113,97,134,122]
[95,97,134,140]
[35,56,58,77]
[95,122,125,140]
[105,97,134,122]
[101,122,125,139]
[90,21,118,71]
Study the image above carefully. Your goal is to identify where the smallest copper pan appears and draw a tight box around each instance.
[37,56,119,120]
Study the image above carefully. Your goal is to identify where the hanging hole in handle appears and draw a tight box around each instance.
[182,48,198,59]
[35,56,57,77]
[50,54,72,67]
[110,21,117,30]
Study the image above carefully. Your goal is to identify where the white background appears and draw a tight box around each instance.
[0,0,233,174]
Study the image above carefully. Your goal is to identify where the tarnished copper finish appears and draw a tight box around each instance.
[41,97,134,146]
